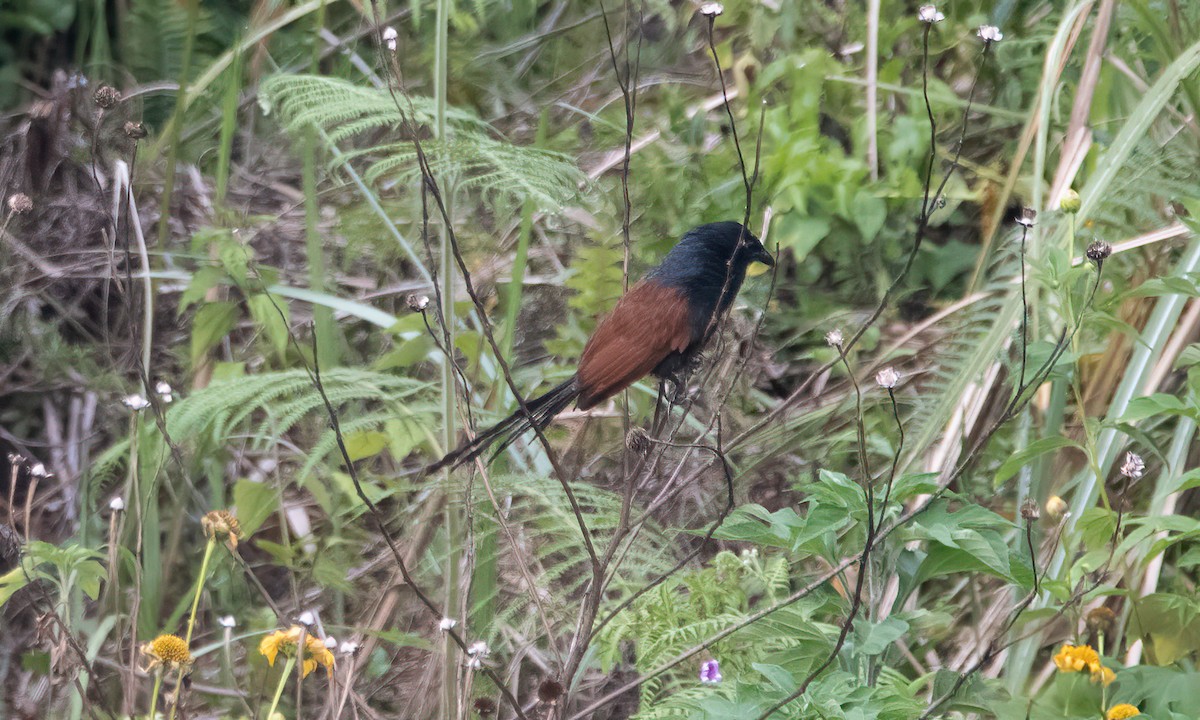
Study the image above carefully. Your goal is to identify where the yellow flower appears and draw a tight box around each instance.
[1091,665,1116,687]
[1053,644,1100,674]
[140,634,192,672]
[1106,704,1140,719]
[259,626,335,678]
[202,509,243,550]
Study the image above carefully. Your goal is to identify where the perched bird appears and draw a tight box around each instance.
[431,221,772,470]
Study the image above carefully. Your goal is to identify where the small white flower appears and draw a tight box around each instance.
[699,2,724,17]
[30,463,50,478]
[298,610,316,626]
[467,641,489,657]
[825,329,844,348]
[1120,451,1145,480]
[109,496,125,511]
[977,25,1003,42]
[324,636,338,649]
[466,656,483,670]
[875,367,900,390]
[407,294,430,312]
[339,641,359,655]
[918,5,944,23]
[218,615,237,628]
[382,26,398,52]
[439,617,458,632]
[155,381,173,402]
[1015,208,1037,228]
[122,394,150,410]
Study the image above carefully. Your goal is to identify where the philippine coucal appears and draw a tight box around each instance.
[432,221,772,470]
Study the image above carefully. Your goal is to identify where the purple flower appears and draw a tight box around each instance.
[700,659,722,684]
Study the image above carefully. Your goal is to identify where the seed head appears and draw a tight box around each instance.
[473,698,497,717]
[439,617,458,631]
[1060,189,1081,214]
[141,634,192,671]
[297,610,316,627]
[1015,207,1037,228]
[7,193,32,215]
[219,615,237,628]
[1086,240,1112,263]
[626,427,652,455]
[1086,606,1116,635]
[700,2,724,17]
[94,85,121,109]
[122,394,150,411]
[1119,451,1144,479]
[825,328,844,349]
[202,509,243,550]
[1020,498,1040,521]
[875,367,900,390]
[109,496,125,512]
[407,294,430,312]
[382,26,398,52]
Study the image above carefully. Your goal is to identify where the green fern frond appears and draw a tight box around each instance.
[259,74,583,210]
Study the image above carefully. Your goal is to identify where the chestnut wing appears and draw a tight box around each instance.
[576,281,694,409]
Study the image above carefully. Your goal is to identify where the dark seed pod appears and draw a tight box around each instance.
[538,678,565,703]
[472,698,497,717]
[625,427,652,455]
[94,85,121,109]
[1086,241,1112,263]
[1020,498,1040,521]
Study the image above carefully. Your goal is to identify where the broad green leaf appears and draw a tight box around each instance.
[993,436,1085,488]
[190,301,240,365]
[233,479,278,538]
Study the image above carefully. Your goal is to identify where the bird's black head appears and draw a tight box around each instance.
[650,221,773,288]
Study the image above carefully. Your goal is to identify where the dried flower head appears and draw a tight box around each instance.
[699,2,724,17]
[825,328,844,348]
[1060,189,1081,214]
[6,452,25,465]
[473,698,497,717]
[1020,498,1040,521]
[201,510,243,550]
[1120,451,1145,479]
[699,658,722,684]
[259,626,335,677]
[625,427,652,455]
[439,617,458,631]
[219,615,237,628]
[875,367,900,390]
[977,25,1003,42]
[1086,240,1112,263]
[1086,607,1116,635]
[406,294,430,312]
[124,121,147,140]
[339,641,359,655]
[122,394,150,411]
[7,193,32,215]
[140,634,192,672]
[1106,704,1140,719]
[465,641,489,670]
[1015,207,1037,228]
[918,5,945,23]
[94,85,121,109]
[382,26,398,52]
[1045,495,1069,520]
[537,678,565,703]
[109,496,125,512]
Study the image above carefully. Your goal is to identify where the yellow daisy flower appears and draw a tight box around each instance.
[1106,704,1140,719]
[1053,644,1100,674]
[140,634,192,672]
[259,626,335,678]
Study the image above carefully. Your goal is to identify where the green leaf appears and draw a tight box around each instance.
[993,437,1085,488]
[233,479,278,538]
[246,293,291,359]
[0,566,30,608]
[178,266,226,314]
[1120,393,1198,422]
[190,301,240,365]
[344,430,389,461]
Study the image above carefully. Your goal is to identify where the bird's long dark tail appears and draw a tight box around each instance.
[429,377,580,471]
